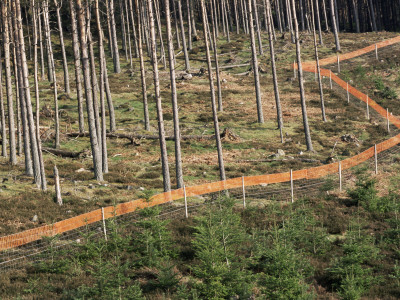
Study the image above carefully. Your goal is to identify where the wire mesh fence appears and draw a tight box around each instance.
[1,36,400,273]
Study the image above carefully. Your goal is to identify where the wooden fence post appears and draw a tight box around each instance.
[387,108,390,133]
[366,95,370,120]
[329,70,332,89]
[375,44,378,60]
[290,169,294,203]
[374,144,378,175]
[101,207,107,241]
[339,161,342,192]
[54,165,62,206]
[184,185,188,218]
[242,176,246,208]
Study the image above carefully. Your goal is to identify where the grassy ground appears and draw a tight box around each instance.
[0,31,399,236]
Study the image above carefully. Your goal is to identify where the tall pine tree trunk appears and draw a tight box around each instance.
[32,0,47,190]
[248,0,264,123]
[147,0,171,192]
[69,0,85,133]
[291,0,313,151]
[54,0,70,94]
[95,0,109,174]
[329,0,341,51]
[109,0,121,73]
[14,0,43,187]
[200,0,226,181]
[135,0,150,131]
[266,0,283,142]
[310,0,326,122]
[75,0,103,181]
[165,0,184,189]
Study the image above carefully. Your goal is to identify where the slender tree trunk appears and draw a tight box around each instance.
[209,0,223,112]
[248,0,264,123]
[186,0,193,50]
[190,0,197,38]
[314,0,324,45]
[368,0,377,31]
[135,0,150,131]
[233,0,240,34]
[95,0,109,174]
[42,2,53,83]
[266,0,283,143]
[351,0,360,33]
[69,0,85,133]
[165,0,184,189]
[11,2,33,175]
[147,0,171,192]
[200,0,226,181]
[14,0,43,186]
[329,0,341,51]
[299,0,305,31]
[75,0,103,181]
[32,0,47,190]
[109,0,121,73]
[154,0,167,69]
[37,6,45,81]
[11,42,23,158]
[43,0,60,149]
[119,0,128,60]
[252,0,263,55]
[124,0,134,74]
[172,0,181,49]
[310,0,326,122]
[291,0,313,151]
[54,0,70,94]
[0,48,7,157]
[105,0,114,58]
[87,21,102,166]
[127,0,139,58]
[321,0,329,31]
[178,0,190,71]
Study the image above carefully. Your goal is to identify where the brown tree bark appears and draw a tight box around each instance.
[69,0,85,133]
[54,0,70,95]
[109,0,121,73]
[248,0,264,124]
[291,0,313,151]
[200,0,226,181]
[147,0,171,192]
[165,0,184,188]
[75,0,103,181]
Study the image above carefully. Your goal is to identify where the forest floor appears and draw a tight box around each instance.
[0,31,399,236]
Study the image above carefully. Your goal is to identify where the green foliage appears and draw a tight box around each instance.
[389,261,400,287]
[348,178,392,213]
[254,228,314,300]
[192,197,253,299]
[132,206,175,267]
[355,65,366,79]
[328,226,380,300]
[68,219,141,299]
[374,76,398,99]
[278,202,331,255]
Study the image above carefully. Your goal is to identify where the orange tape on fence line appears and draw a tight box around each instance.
[1,36,400,253]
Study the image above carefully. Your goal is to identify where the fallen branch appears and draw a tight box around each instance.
[42,147,84,158]
[66,128,239,143]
